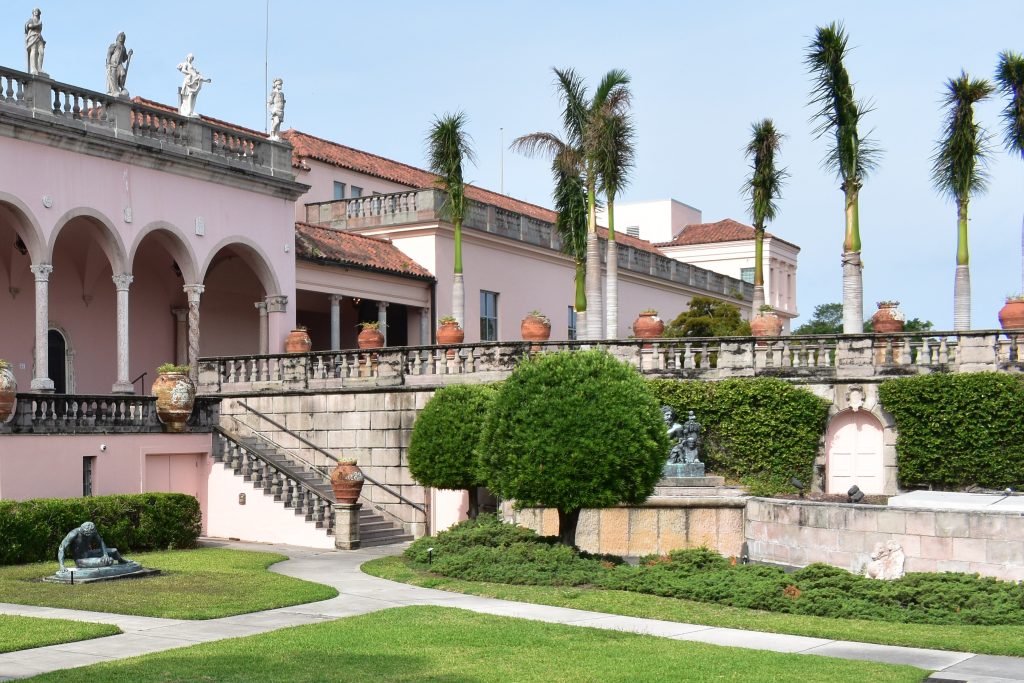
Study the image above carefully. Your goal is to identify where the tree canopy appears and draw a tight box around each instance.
[663,297,751,338]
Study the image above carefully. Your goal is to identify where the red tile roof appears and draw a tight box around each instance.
[657,218,797,250]
[295,222,434,280]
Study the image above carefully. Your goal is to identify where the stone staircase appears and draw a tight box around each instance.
[213,430,412,547]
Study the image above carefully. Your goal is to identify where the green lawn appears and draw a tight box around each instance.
[25,606,926,682]
[0,549,336,619]
[0,615,120,654]
[363,556,1024,657]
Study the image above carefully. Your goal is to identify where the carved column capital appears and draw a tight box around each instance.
[182,283,205,303]
[112,273,134,291]
[171,307,188,322]
[265,295,288,313]
[254,301,268,314]
[30,263,53,281]
[328,294,344,305]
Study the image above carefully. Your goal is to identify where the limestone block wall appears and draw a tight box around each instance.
[510,498,746,558]
[219,390,435,538]
[746,498,1024,582]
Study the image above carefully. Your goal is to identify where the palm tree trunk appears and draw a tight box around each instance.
[605,197,618,339]
[752,227,765,311]
[574,260,586,340]
[953,200,971,331]
[453,219,465,328]
[584,171,601,340]
[841,188,863,333]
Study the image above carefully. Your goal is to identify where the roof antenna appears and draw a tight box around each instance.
[264,0,270,134]
[500,127,504,195]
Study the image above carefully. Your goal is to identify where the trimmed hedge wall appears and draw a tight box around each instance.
[0,493,202,565]
[878,373,1024,489]
[649,377,830,494]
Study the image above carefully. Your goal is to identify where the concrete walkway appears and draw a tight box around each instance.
[0,540,1021,682]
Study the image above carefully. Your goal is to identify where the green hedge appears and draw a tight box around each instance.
[878,373,1024,489]
[0,493,202,565]
[649,377,830,494]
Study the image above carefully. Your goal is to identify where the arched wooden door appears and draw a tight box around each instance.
[825,410,884,494]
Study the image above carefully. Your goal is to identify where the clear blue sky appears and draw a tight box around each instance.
[11,1,1024,329]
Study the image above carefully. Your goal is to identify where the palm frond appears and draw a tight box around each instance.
[805,22,880,186]
[592,69,631,113]
[552,157,587,263]
[553,67,588,148]
[995,50,1024,159]
[426,111,476,224]
[931,71,995,203]
[595,109,636,199]
[742,118,788,229]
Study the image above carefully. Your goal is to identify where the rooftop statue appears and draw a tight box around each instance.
[106,32,133,97]
[25,8,46,77]
[177,53,211,117]
[268,78,285,140]
[45,521,155,584]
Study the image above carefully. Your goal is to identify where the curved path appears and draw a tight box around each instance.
[0,539,1021,682]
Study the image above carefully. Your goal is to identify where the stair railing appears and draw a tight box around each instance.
[222,414,330,477]
[212,428,336,535]
[234,400,427,516]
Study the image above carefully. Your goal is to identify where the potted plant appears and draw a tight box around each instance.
[285,325,312,353]
[520,310,551,344]
[0,359,16,424]
[750,305,783,337]
[356,321,385,349]
[151,363,195,433]
[871,301,905,333]
[999,295,1024,330]
[330,458,365,504]
[632,309,665,340]
[437,315,465,345]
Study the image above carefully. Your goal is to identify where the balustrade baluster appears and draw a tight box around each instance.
[294,487,306,513]
[939,338,949,365]
[682,342,693,369]
[700,342,710,369]
[465,347,476,373]
[899,338,912,365]
[283,479,294,508]
[916,337,929,365]
[314,499,326,526]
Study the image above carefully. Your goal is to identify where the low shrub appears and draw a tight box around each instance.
[0,493,202,565]
[409,521,1024,626]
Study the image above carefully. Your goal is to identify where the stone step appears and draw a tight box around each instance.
[360,535,414,548]
[359,520,397,533]
[361,527,408,541]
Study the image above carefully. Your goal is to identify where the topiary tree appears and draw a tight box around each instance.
[479,350,669,546]
[408,384,495,519]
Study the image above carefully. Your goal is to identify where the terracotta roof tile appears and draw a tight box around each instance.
[283,129,558,223]
[656,218,797,250]
[295,222,434,280]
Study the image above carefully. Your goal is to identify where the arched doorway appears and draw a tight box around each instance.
[47,329,69,394]
[825,410,884,494]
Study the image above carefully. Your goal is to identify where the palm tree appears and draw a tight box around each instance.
[931,72,994,331]
[552,154,588,336]
[595,106,636,339]
[513,68,631,339]
[742,119,787,312]
[806,23,880,333]
[427,112,476,328]
[995,50,1024,293]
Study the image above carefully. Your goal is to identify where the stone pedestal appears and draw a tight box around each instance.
[43,562,159,584]
[333,502,362,550]
[660,476,725,487]
[663,462,706,479]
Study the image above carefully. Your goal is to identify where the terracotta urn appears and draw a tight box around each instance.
[284,327,312,353]
[632,312,665,340]
[437,319,464,357]
[152,370,196,433]
[520,313,551,345]
[750,312,783,338]
[330,460,365,504]
[999,298,1024,330]
[871,302,905,334]
[0,362,16,424]
[357,326,384,349]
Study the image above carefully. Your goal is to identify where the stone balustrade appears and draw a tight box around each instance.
[0,393,220,434]
[0,65,292,179]
[304,189,754,301]
[196,330,1022,395]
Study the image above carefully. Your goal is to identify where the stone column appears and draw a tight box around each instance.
[254,301,269,355]
[182,284,205,382]
[265,295,288,354]
[332,502,362,550]
[419,307,430,346]
[29,264,55,392]
[111,273,135,394]
[329,294,343,350]
[377,301,388,346]
[171,308,188,366]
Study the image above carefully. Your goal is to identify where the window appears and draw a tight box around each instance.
[568,306,577,340]
[350,186,363,198]
[480,291,498,341]
[333,181,346,200]
[83,456,96,496]
[740,267,755,284]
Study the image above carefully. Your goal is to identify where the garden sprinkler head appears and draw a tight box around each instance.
[847,485,865,504]
[427,547,434,565]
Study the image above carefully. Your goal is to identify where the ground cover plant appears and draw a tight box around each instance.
[0,615,120,654]
[26,605,926,683]
[649,377,830,494]
[0,548,336,619]
[362,516,1024,656]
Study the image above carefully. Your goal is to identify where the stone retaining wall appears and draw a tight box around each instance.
[745,498,1024,581]
[510,497,747,558]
